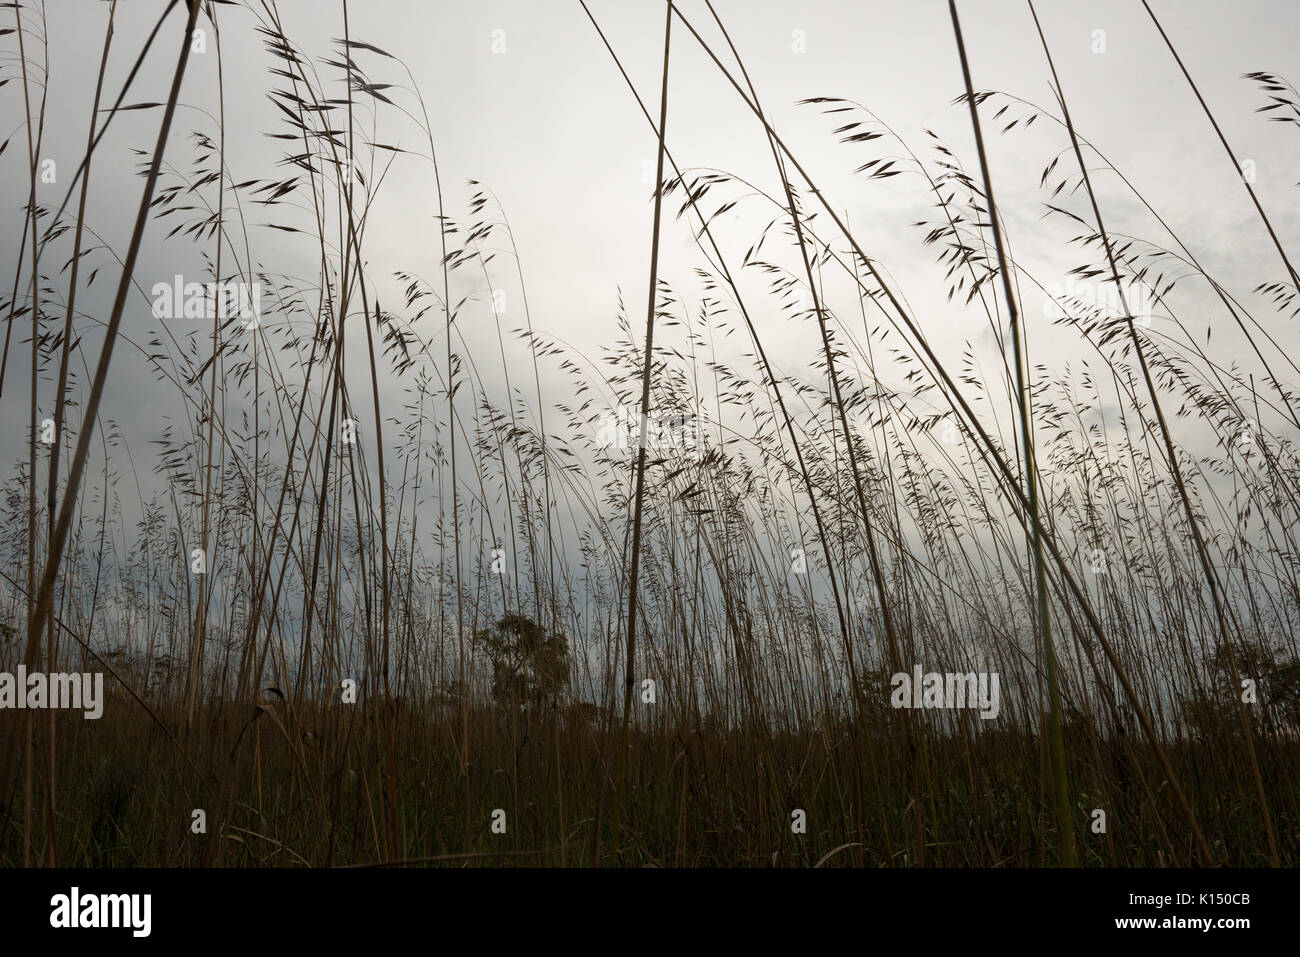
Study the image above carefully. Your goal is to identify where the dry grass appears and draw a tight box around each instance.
[0,0,1297,867]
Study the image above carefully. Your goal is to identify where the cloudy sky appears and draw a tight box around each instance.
[1,0,1297,523]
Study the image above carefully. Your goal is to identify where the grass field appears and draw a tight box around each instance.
[0,0,1297,867]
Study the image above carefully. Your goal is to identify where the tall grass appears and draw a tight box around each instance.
[0,0,1297,867]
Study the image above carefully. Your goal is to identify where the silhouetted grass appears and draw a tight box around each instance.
[0,0,1297,867]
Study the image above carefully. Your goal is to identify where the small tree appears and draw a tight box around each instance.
[474,614,571,710]
[1182,638,1300,740]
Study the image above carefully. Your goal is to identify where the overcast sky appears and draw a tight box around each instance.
[1,0,1298,526]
